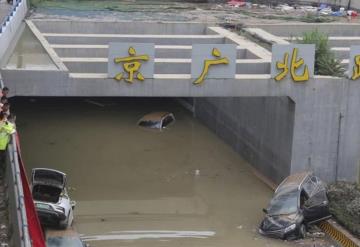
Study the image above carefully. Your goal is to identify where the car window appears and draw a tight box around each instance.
[267,188,299,215]
[138,120,161,129]
[162,115,174,128]
[303,178,316,196]
[304,189,328,208]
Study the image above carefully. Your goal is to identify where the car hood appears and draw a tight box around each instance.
[260,214,301,232]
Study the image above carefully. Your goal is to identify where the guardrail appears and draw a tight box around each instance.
[7,134,32,247]
[0,0,23,34]
[0,0,27,64]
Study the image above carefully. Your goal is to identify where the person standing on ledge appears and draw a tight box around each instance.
[0,112,16,166]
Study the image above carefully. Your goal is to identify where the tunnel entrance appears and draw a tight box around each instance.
[12,96,295,247]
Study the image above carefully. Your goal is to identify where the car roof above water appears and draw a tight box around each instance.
[139,112,172,121]
[275,172,312,193]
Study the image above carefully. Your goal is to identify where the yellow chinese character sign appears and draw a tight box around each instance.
[271,44,315,83]
[108,43,155,83]
[191,44,237,85]
[349,46,360,80]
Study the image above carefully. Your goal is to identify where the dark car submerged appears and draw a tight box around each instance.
[259,172,331,240]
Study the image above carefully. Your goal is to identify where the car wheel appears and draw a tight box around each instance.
[299,224,306,239]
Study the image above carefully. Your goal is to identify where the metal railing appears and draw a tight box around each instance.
[7,134,32,247]
[0,0,23,34]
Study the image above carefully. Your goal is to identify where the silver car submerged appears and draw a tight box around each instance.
[137,112,175,130]
[31,168,76,229]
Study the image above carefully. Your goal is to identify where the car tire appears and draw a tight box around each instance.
[299,224,306,239]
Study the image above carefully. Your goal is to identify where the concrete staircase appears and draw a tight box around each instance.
[26,20,272,78]
[246,23,360,67]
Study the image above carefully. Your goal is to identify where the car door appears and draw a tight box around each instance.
[302,176,330,224]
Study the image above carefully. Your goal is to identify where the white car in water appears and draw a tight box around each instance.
[31,168,76,229]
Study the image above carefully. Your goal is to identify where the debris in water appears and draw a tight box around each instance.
[84,99,105,107]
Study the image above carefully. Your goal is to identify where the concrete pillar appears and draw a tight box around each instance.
[337,79,360,182]
[289,77,345,182]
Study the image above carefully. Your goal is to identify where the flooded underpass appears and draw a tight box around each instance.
[12,97,333,247]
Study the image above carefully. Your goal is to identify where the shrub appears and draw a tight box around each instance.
[297,30,345,77]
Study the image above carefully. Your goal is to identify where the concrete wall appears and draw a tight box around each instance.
[32,20,209,35]
[0,0,28,65]
[194,97,295,183]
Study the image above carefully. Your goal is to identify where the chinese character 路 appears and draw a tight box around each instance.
[275,48,310,83]
[194,48,229,85]
[114,47,149,83]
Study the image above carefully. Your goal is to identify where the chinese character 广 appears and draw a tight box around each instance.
[194,48,229,85]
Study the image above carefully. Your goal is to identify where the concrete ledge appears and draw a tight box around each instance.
[32,20,209,35]
[26,20,68,71]
[208,26,272,61]
[248,23,360,37]
[68,73,272,80]
[43,33,223,38]
[46,35,225,45]
[62,59,270,74]
[243,28,289,45]
[52,45,259,59]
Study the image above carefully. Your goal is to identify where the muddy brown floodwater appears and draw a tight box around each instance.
[13,97,333,247]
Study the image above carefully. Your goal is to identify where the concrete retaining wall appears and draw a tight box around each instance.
[194,97,295,183]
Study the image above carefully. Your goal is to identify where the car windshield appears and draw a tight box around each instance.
[267,188,299,215]
[138,120,161,128]
[47,237,84,247]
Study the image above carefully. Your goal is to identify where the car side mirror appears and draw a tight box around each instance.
[70,200,76,210]
[262,208,268,214]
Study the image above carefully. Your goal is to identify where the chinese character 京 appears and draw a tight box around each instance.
[351,55,360,80]
[275,48,310,83]
[114,47,149,83]
[194,48,229,85]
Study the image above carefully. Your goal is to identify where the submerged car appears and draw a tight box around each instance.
[137,112,175,130]
[259,172,331,240]
[31,168,76,229]
[46,229,89,247]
